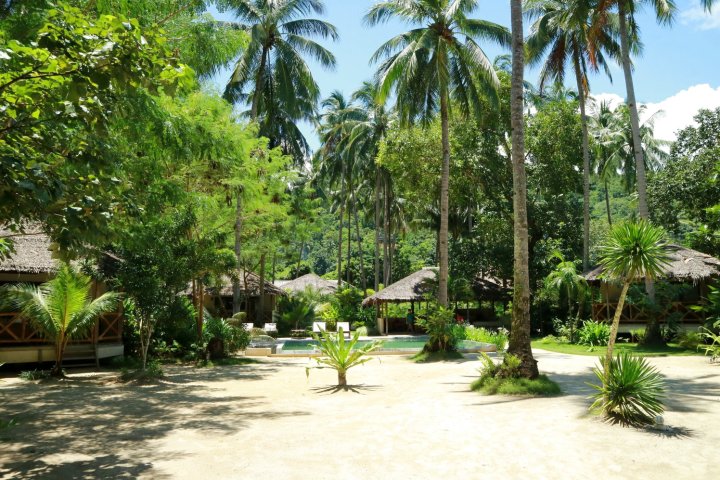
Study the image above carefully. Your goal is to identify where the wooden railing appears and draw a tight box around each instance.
[0,312,123,345]
[591,302,705,325]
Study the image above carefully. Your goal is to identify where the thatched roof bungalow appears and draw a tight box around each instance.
[362,267,437,308]
[0,227,56,282]
[276,273,338,295]
[584,244,720,330]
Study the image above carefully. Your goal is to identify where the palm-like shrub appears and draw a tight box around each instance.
[1,264,121,376]
[577,320,611,347]
[590,353,665,426]
[418,306,458,353]
[598,220,670,374]
[307,328,383,387]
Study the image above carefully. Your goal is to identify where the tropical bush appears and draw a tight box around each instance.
[472,353,560,395]
[418,306,459,352]
[699,328,720,363]
[463,326,508,352]
[551,317,578,344]
[675,330,703,350]
[276,294,316,335]
[306,328,383,387]
[203,317,251,358]
[589,353,665,426]
[577,320,611,347]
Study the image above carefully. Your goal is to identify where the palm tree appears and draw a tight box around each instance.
[525,0,620,272]
[1,264,121,376]
[598,220,670,375]
[544,251,588,341]
[590,99,624,225]
[593,0,715,219]
[220,0,338,160]
[508,0,539,379]
[365,0,510,306]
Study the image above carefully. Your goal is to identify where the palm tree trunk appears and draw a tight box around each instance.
[374,170,381,291]
[337,181,345,288]
[617,6,648,220]
[346,195,352,285]
[233,192,243,314]
[271,253,276,283]
[438,85,450,307]
[573,48,591,272]
[383,175,390,286]
[353,189,367,292]
[604,179,612,226]
[296,240,305,278]
[338,370,347,387]
[605,280,630,379]
[197,278,205,339]
[257,253,266,324]
[508,0,539,379]
[251,48,269,119]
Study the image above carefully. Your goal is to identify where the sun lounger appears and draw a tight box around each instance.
[336,322,351,338]
[263,323,278,333]
[243,323,254,331]
[312,321,326,334]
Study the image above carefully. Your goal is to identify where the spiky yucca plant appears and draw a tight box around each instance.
[307,328,383,387]
[590,353,665,426]
[1,264,121,376]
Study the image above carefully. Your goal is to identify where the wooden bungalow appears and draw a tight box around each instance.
[584,244,720,332]
[0,228,123,365]
[469,274,512,327]
[275,273,338,296]
[362,267,437,334]
[202,271,286,324]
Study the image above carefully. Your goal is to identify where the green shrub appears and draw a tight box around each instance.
[472,353,560,395]
[552,317,578,343]
[354,326,368,337]
[629,329,645,343]
[464,326,508,352]
[699,327,720,363]
[19,369,51,381]
[276,294,316,335]
[589,353,665,426]
[418,306,458,353]
[675,330,703,350]
[577,320,611,347]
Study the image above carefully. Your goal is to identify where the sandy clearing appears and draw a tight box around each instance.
[1,349,719,479]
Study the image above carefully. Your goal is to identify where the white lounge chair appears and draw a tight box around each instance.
[243,323,254,331]
[263,323,278,334]
[336,322,351,338]
[312,321,326,334]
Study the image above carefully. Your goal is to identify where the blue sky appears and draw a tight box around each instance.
[208,1,720,149]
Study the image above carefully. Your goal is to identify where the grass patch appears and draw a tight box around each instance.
[532,338,699,357]
[471,374,561,396]
[19,369,51,381]
[411,350,464,363]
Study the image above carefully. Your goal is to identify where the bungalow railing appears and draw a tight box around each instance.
[0,311,123,345]
[591,301,705,325]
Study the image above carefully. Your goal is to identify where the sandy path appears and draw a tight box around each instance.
[1,350,719,479]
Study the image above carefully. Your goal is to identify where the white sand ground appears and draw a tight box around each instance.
[1,349,719,480]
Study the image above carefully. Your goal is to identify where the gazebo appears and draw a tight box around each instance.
[276,273,338,295]
[584,244,720,331]
[362,267,437,334]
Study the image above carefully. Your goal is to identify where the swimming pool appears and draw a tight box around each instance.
[276,336,495,355]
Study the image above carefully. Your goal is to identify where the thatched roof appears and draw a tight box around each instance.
[277,273,337,295]
[473,275,512,301]
[209,272,286,297]
[584,244,720,284]
[0,227,56,274]
[362,267,437,307]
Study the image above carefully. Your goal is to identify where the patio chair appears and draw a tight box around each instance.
[243,323,254,331]
[312,321,326,334]
[263,323,278,334]
[336,322,351,338]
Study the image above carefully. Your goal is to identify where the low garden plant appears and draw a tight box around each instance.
[577,320,611,348]
[306,328,383,387]
[589,353,665,426]
[471,352,561,396]
[699,327,720,363]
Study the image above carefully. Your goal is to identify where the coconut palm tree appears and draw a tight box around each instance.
[220,0,338,160]
[525,0,620,271]
[1,264,121,377]
[598,220,670,375]
[365,0,510,307]
[590,99,624,225]
[593,0,715,219]
[508,0,539,379]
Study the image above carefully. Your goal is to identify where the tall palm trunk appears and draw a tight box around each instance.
[257,253,266,324]
[605,280,630,379]
[438,86,450,307]
[374,170,381,291]
[383,175,390,286]
[604,179,612,226]
[337,174,345,288]
[251,48,269,119]
[617,6,648,220]
[353,189,367,292]
[508,0,539,379]
[346,194,352,285]
[233,192,243,314]
[573,49,591,272]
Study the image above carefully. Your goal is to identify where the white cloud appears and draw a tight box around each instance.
[681,1,720,30]
[591,84,720,141]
